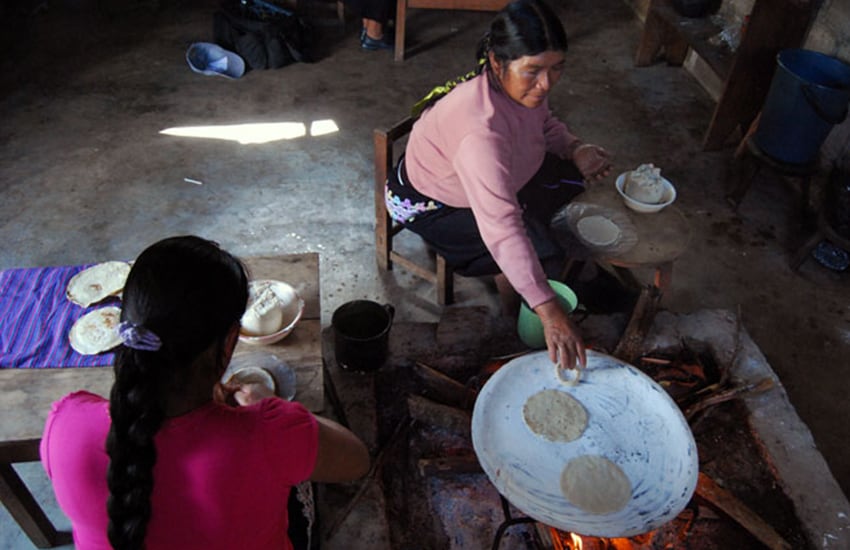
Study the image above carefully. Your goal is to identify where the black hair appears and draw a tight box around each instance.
[476,0,568,71]
[412,0,567,116]
[105,235,248,549]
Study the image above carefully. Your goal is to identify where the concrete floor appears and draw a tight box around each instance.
[1,0,848,547]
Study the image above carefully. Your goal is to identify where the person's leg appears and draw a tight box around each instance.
[518,154,592,276]
[287,482,316,550]
[358,0,393,49]
[405,206,501,277]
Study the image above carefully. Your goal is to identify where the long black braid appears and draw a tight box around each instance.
[411,0,568,117]
[106,236,248,549]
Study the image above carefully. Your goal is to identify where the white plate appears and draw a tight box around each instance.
[239,280,304,345]
[471,350,698,537]
[553,203,638,256]
[224,351,297,400]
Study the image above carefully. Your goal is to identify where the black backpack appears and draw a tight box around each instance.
[213,0,313,71]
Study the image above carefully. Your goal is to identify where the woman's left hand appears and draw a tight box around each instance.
[573,144,612,183]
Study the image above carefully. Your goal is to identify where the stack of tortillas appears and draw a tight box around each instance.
[67,261,131,355]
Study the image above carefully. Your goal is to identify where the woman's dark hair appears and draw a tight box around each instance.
[476,0,567,71]
[105,235,248,549]
[412,0,567,116]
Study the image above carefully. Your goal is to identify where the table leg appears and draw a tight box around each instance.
[0,462,71,548]
[653,262,673,294]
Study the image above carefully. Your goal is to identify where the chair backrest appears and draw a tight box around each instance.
[374,116,416,271]
[373,116,454,305]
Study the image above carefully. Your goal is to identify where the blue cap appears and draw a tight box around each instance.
[186,42,246,79]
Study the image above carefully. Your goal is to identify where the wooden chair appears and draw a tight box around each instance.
[393,0,509,62]
[374,116,455,305]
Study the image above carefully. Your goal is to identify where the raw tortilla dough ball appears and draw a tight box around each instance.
[241,282,284,336]
[523,389,588,442]
[624,163,664,204]
[560,455,632,515]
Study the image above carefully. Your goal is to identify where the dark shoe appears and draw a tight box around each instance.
[361,34,392,51]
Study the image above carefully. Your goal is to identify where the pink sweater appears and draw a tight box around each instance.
[405,73,580,308]
[41,391,318,550]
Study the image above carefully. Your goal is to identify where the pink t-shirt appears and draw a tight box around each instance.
[405,73,580,309]
[40,391,318,550]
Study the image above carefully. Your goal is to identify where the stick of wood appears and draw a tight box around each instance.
[685,378,774,420]
[417,456,483,477]
[413,362,478,410]
[695,472,791,550]
[407,394,471,438]
[613,285,662,364]
[324,418,412,542]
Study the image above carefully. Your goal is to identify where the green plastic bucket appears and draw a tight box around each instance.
[517,280,578,349]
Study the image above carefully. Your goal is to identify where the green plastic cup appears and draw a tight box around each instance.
[517,280,578,349]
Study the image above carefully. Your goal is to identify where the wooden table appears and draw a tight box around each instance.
[559,181,691,294]
[0,253,322,548]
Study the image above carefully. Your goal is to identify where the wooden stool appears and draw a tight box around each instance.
[374,116,454,305]
[727,136,817,219]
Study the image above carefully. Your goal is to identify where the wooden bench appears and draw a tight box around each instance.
[635,0,815,150]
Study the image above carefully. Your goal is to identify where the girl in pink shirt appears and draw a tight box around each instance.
[41,236,370,550]
[386,0,612,371]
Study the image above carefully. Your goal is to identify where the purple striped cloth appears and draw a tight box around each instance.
[0,265,118,368]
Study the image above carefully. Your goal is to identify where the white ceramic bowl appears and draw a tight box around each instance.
[615,172,677,213]
[239,280,304,345]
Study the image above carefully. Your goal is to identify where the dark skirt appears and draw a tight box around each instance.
[387,153,586,277]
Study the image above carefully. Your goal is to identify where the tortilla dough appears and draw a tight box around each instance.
[66,261,131,307]
[576,215,621,246]
[560,455,632,515]
[523,389,588,442]
[226,366,277,395]
[69,306,122,355]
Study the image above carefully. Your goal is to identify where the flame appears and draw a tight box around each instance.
[548,527,656,550]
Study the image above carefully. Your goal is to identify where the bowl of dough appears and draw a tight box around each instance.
[239,280,304,345]
[615,163,677,214]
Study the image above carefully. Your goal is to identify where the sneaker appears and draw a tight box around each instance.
[361,34,393,51]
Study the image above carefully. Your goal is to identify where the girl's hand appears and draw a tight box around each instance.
[213,381,275,407]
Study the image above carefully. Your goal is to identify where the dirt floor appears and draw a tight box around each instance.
[0,0,849,548]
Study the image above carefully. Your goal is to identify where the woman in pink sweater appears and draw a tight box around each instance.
[386,0,611,371]
[41,236,370,550]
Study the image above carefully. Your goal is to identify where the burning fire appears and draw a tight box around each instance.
[550,528,656,550]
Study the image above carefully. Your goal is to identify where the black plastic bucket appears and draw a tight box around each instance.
[754,49,850,165]
[332,300,394,372]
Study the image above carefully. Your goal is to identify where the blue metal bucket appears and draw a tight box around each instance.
[754,49,850,165]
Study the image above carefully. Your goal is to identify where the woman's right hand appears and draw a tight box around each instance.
[533,298,587,371]
[572,144,612,183]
